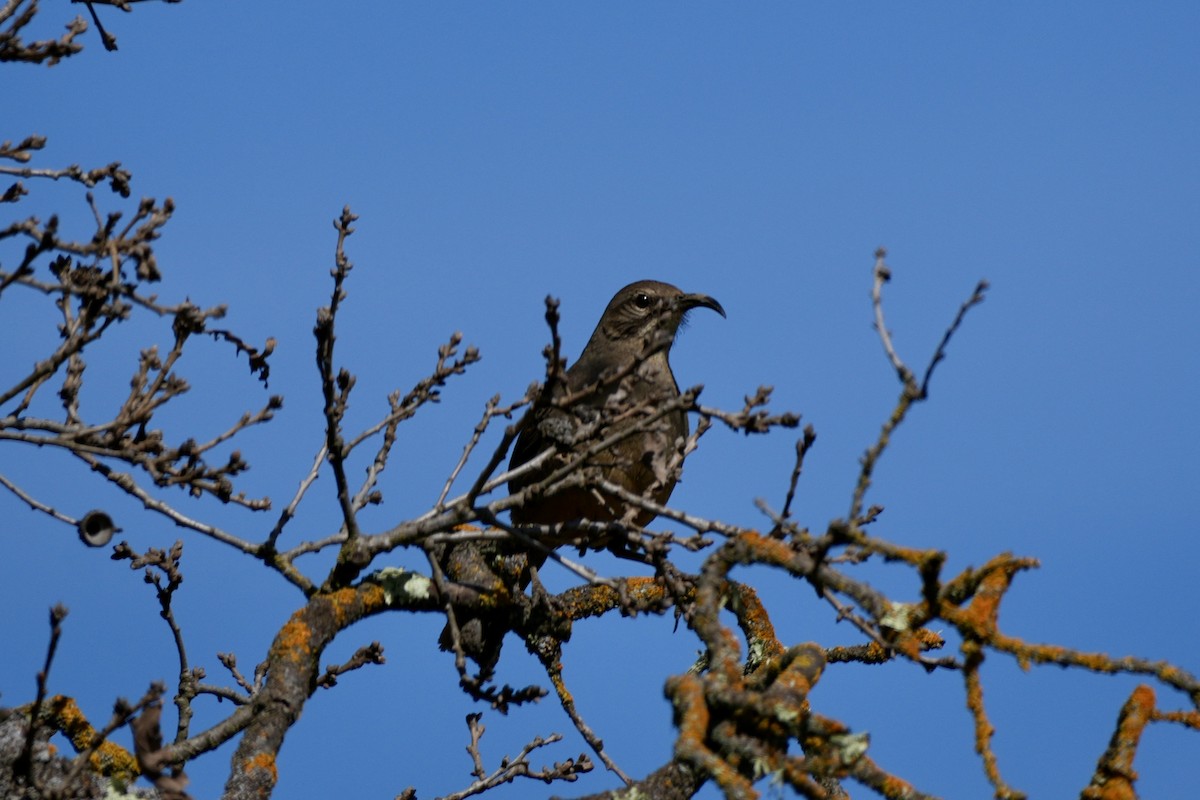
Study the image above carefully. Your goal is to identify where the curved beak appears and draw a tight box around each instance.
[680,292,726,319]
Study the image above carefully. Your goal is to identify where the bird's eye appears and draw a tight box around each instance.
[633,292,652,309]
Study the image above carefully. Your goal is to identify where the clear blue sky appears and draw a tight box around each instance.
[4,3,1199,798]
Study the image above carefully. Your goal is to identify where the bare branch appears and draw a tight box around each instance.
[437,714,591,800]
[0,471,77,525]
[316,642,385,689]
[17,604,68,783]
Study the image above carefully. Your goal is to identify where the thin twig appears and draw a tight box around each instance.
[437,715,589,800]
[264,443,327,551]
[436,393,503,511]
[539,648,632,785]
[19,604,68,782]
[779,424,817,522]
[0,472,78,525]
[919,279,989,398]
[870,247,913,385]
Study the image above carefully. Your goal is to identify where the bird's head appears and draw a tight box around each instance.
[596,279,726,349]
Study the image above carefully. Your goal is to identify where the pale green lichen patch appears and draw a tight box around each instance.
[829,731,870,765]
[748,638,767,666]
[403,573,432,599]
[880,601,914,632]
[774,706,801,724]
[103,784,140,800]
[367,567,431,604]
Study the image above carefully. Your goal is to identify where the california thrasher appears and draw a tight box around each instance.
[507,279,725,540]
[437,280,723,670]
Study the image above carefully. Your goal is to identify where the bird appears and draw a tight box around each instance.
[438,280,723,670]
[507,279,725,542]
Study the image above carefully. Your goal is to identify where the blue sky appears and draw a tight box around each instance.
[3,3,1199,798]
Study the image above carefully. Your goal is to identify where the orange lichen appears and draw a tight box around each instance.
[889,630,925,661]
[915,627,944,649]
[326,585,364,628]
[875,771,923,799]
[956,565,1010,633]
[92,740,140,782]
[733,530,797,568]
[1080,685,1154,800]
[358,580,387,611]
[1153,708,1200,730]
[961,643,1028,799]
[27,696,140,781]
[47,694,93,750]
[548,669,575,707]
[245,751,279,783]
[624,575,670,604]
[729,583,784,665]
[668,674,753,797]
[272,614,314,665]
[558,576,670,621]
